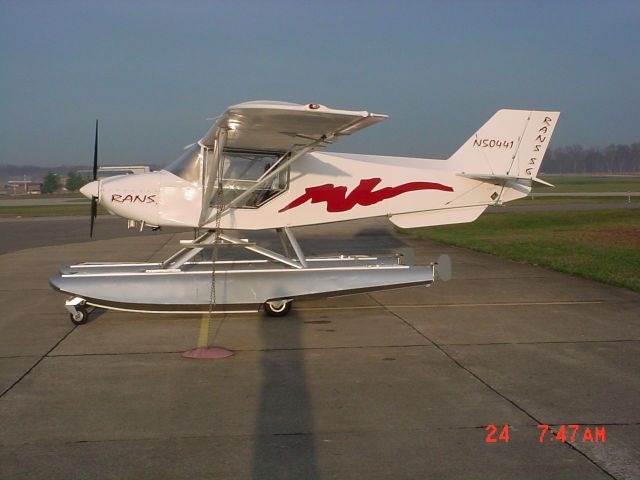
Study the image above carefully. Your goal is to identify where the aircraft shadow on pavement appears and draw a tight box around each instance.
[302,227,411,257]
[251,312,319,478]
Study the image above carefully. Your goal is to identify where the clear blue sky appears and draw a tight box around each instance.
[1,0,638,167]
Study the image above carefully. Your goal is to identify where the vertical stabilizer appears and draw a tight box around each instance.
[449,109,560,179]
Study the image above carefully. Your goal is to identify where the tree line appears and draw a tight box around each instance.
[3,144,639,193]
[542,143,640,174]
[42,171,89,193]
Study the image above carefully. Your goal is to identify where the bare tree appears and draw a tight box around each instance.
[542,142,640,174]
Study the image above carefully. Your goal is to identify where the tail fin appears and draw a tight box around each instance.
[449,109,560,181]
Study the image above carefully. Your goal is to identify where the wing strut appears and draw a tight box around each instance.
[283,227,307,268]
[199,129,227,226]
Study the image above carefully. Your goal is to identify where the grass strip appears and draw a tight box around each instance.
[0,205,107,218]
[0,193,84,200]
[401,209,640,292]
[510,197,633,206]
[536,175,640,193]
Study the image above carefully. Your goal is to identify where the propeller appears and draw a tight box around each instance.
[90,119,99,238]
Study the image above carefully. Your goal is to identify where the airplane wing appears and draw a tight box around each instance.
[200,100,387,151]
[198,101,386,225]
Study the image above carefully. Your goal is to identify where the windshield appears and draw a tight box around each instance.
[164,143,201,183]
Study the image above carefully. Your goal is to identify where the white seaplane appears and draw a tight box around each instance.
[50,101,559,324]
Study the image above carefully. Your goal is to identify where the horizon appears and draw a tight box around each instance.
[1,1,639,167]
[2,138,639,171]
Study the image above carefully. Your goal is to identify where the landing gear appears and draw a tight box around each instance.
[69,306,89,325]
[65,296,90,325]
[263,299,293,317]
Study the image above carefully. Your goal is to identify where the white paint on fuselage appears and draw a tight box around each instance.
[83,151,528,230]
[85,171,202,227]
[205,151,507,230]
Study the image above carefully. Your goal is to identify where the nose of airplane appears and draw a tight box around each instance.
[80,180,99,199]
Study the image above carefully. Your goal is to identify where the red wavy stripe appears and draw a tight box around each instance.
[279,177,453,213]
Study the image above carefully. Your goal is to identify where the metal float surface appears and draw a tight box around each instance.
[50,256,434,313]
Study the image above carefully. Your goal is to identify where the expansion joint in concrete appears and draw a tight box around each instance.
[368,293,620,480]
[0,326,77,399]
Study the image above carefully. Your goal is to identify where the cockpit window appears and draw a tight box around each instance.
[166,145,288,208]
[220,151,288,207]
[221,151,281,181]
[164,143,201,183]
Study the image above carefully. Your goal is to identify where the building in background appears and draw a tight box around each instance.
[4,178,43,194]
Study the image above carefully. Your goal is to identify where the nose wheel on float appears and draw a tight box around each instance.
[65,296,91,325]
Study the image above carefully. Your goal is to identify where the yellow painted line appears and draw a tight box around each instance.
[390,300,605,308]
[197,313,210,348]
[296,300,604,311]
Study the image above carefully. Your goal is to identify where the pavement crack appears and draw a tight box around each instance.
[369,293,619,480]
[47,343,434,358]
[47,350,186,358]
[297,299,608,311]
[0,354,42,359]
[0,326,77,399]
[440,339,640,347]
[12,423,627,448]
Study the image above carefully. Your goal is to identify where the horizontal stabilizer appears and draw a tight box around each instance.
[458,173,554,187]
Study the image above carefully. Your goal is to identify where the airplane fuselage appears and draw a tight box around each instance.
[90,151,518,231]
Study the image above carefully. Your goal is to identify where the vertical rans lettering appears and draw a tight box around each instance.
[526,116,553,175]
